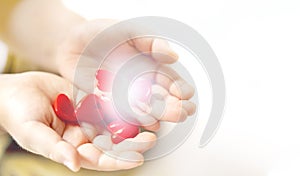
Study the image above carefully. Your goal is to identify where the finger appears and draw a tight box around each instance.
[155,65,195,100]
[93,135,113,151]
[132,83,194,123]
[62,125,89,148]
[182,101,197,116]
[170,79,195,100]
[34,72,76,100]
[93,132,157,152]
[50,113,66,137]
[80,122,99,141]
[128,101,158,127]
[128,111,158,127]
[164,94,196,117]
[77,143,143,171]
[130,38,178,64]
[138,84,192,123]
[142,121,161,132]
[17,121,80,172]
[98,151,144,171]
[151,84,169,98]
[77,143,103,170]
[149,95,189,122]
[112,132,156,153]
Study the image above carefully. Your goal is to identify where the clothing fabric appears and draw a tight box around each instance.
[0,41,8,73]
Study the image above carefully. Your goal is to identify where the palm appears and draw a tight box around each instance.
[60,39,195,125]
[1,72,155,171]
[55,20,196,170]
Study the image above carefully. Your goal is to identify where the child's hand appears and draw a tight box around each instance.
[0,72,156,172]
[56,20,196,128]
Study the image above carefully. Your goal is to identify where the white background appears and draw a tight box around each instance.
[62,0,300,175]
[0,0,296,175]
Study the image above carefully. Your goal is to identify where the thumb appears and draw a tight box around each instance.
[129,37,179,64]
[34,72,79,100]
[13,121,81,172]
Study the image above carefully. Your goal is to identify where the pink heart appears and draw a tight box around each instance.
[107,119,140,144]
[96,69,115,92]
[75,94,103,124]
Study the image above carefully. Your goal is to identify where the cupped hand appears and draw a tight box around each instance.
[56,19,196,129]
[0,72,156,172]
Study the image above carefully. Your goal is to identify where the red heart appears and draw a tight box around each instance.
[96,69,115,92]
[75,94,103,124]
[53,94,77,124]
[107,120,139,144]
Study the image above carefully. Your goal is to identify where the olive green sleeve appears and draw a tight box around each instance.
[2,52,41,74]
[0,0,20,40]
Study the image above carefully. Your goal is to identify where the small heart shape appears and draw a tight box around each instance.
[53,94,77,124]
[96,69,115,92]
[75,94,103,124]
[107,120,140,144]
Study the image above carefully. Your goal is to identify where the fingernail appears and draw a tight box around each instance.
[117,152,144,169]
[167,47,179,60]
[64,161,79,172]
[162,41,179,60]
[162,41,178,59]
[119,151,144,163]
[154,39,179,62]
[93,135,113,150]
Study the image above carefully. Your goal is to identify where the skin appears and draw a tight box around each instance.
[0,72,157,171]
[0,0,196,172]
